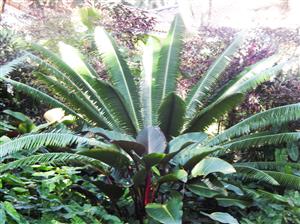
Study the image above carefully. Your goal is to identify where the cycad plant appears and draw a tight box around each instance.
[1,15,300,223]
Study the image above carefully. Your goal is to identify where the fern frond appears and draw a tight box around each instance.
[185,32,245,119]
[152,14,185,124]
[94,27,142,132]
[265,171,300,190]
[35,72,110,128]
[29,44,118,130]
[237,162,300,171]
[0,54,29,77]
[220,132,300,151]
[218,58,287,99]
[207,103,300,146]
[0,78,82,120]
[233,165,279,185]
[0,133,107,158]
[0,153,108,173]
[185,93,244,132]
[141,36,161,127]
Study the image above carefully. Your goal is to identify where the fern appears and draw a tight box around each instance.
[0,153,108,173]
[152,14,185,124]
[94,27,142,132]
[1,77,82,120]
[265,171,300,190]
[0,55,29,77]
[221,132,300,151]
[185,93,244,132]
[237,162,300,171]
[0,133,108,158]
[185,32,245,118]
[207,103,300,146]
[233,165,279,185]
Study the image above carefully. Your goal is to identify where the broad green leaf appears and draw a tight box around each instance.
[3,201,28,224]
[187,183,223,198]
[146,193,183,224]
[191,157,236,177]
[216,198,251,209]
[158,170,188,184]
[158,93,186,139]
[137,126,167,154]
[184,147,221,170]
[143,153,166,168]
[3,109,31,122]
[201,212,239,224]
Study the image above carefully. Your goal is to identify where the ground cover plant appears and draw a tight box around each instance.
[1,14,300,223]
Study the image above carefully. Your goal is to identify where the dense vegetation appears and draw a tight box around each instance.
[0,3,300,224]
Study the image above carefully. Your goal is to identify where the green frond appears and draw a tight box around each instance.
[29,44,118,130]
[237,162,300,171]
[220,132,300,151]
[152,14,185,124]
[84,76,136,134]
[0,54,29,77]
[35,72,111,129]
[158,93,186,139]
[58,42,97,78]
[141,36,161,127]
[233,165,279,185]
[185,32,245,119]
[207,103,300,146]
[1,77,82,120]
[0,153,108,173]
[0,132,107,158]
[264,171,300,190]
[212,55,279,100]
[94,27,141,132]
[185,93,244,132]
[217,58,286,100]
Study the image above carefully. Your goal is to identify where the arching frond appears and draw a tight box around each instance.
[141,36,161,127]
[232,165,279,185]
[0,133,109,158]
[185,93,244,132]
[265,171,300,190]
[207,103,300,146]
[185,32,245,119]
[1,78,82,120]
[0,55,28,78]
[94,27,142,132]
[84,76,136,134]
[29,44,118,130]
[237,162,300,171]
[214,55,281,100]
[221,132,300,151]
[0,153,108,173]
[36,72,110,128]
[152,14,185,122]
